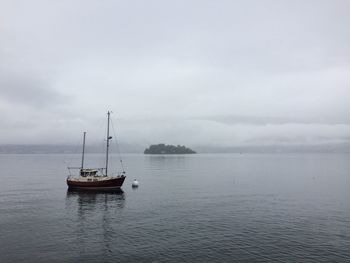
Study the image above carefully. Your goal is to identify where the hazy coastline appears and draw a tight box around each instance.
[1,143,350,154]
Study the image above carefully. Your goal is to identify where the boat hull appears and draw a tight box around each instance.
[67,176,126,190]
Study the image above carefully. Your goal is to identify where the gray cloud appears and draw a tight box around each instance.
[196,114,350,126]
[0,0,350,147]
[0,70,71,109]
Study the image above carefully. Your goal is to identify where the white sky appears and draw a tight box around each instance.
[1,0,350,147]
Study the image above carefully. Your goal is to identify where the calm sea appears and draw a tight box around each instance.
[0,153,349,262]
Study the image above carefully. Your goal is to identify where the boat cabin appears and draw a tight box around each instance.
[80,169,98,177]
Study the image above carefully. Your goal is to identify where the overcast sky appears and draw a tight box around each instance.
[1,0,350,148]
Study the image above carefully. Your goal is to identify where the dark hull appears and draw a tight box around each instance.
[67,176,126,190]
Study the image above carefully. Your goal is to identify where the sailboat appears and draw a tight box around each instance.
[67,111,126,190]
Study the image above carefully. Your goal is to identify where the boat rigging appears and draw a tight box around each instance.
[66,111,126,190]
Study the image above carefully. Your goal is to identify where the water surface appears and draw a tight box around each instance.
[0,153,349,262]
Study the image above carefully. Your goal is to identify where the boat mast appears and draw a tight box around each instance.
[105,111,112,176]
[81,132,86,170]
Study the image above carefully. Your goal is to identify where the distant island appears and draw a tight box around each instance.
[144,144,196,154]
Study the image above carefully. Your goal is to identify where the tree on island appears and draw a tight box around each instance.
[144,144,196,154]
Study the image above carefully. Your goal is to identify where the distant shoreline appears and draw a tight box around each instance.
[1,143,350,154]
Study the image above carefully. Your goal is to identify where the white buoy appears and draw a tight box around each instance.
[132,179,139,188]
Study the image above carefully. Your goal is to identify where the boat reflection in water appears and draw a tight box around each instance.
[65,189,126,259]
[66,188,125,212]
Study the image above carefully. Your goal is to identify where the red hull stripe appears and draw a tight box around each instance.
[67,177,126,188]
